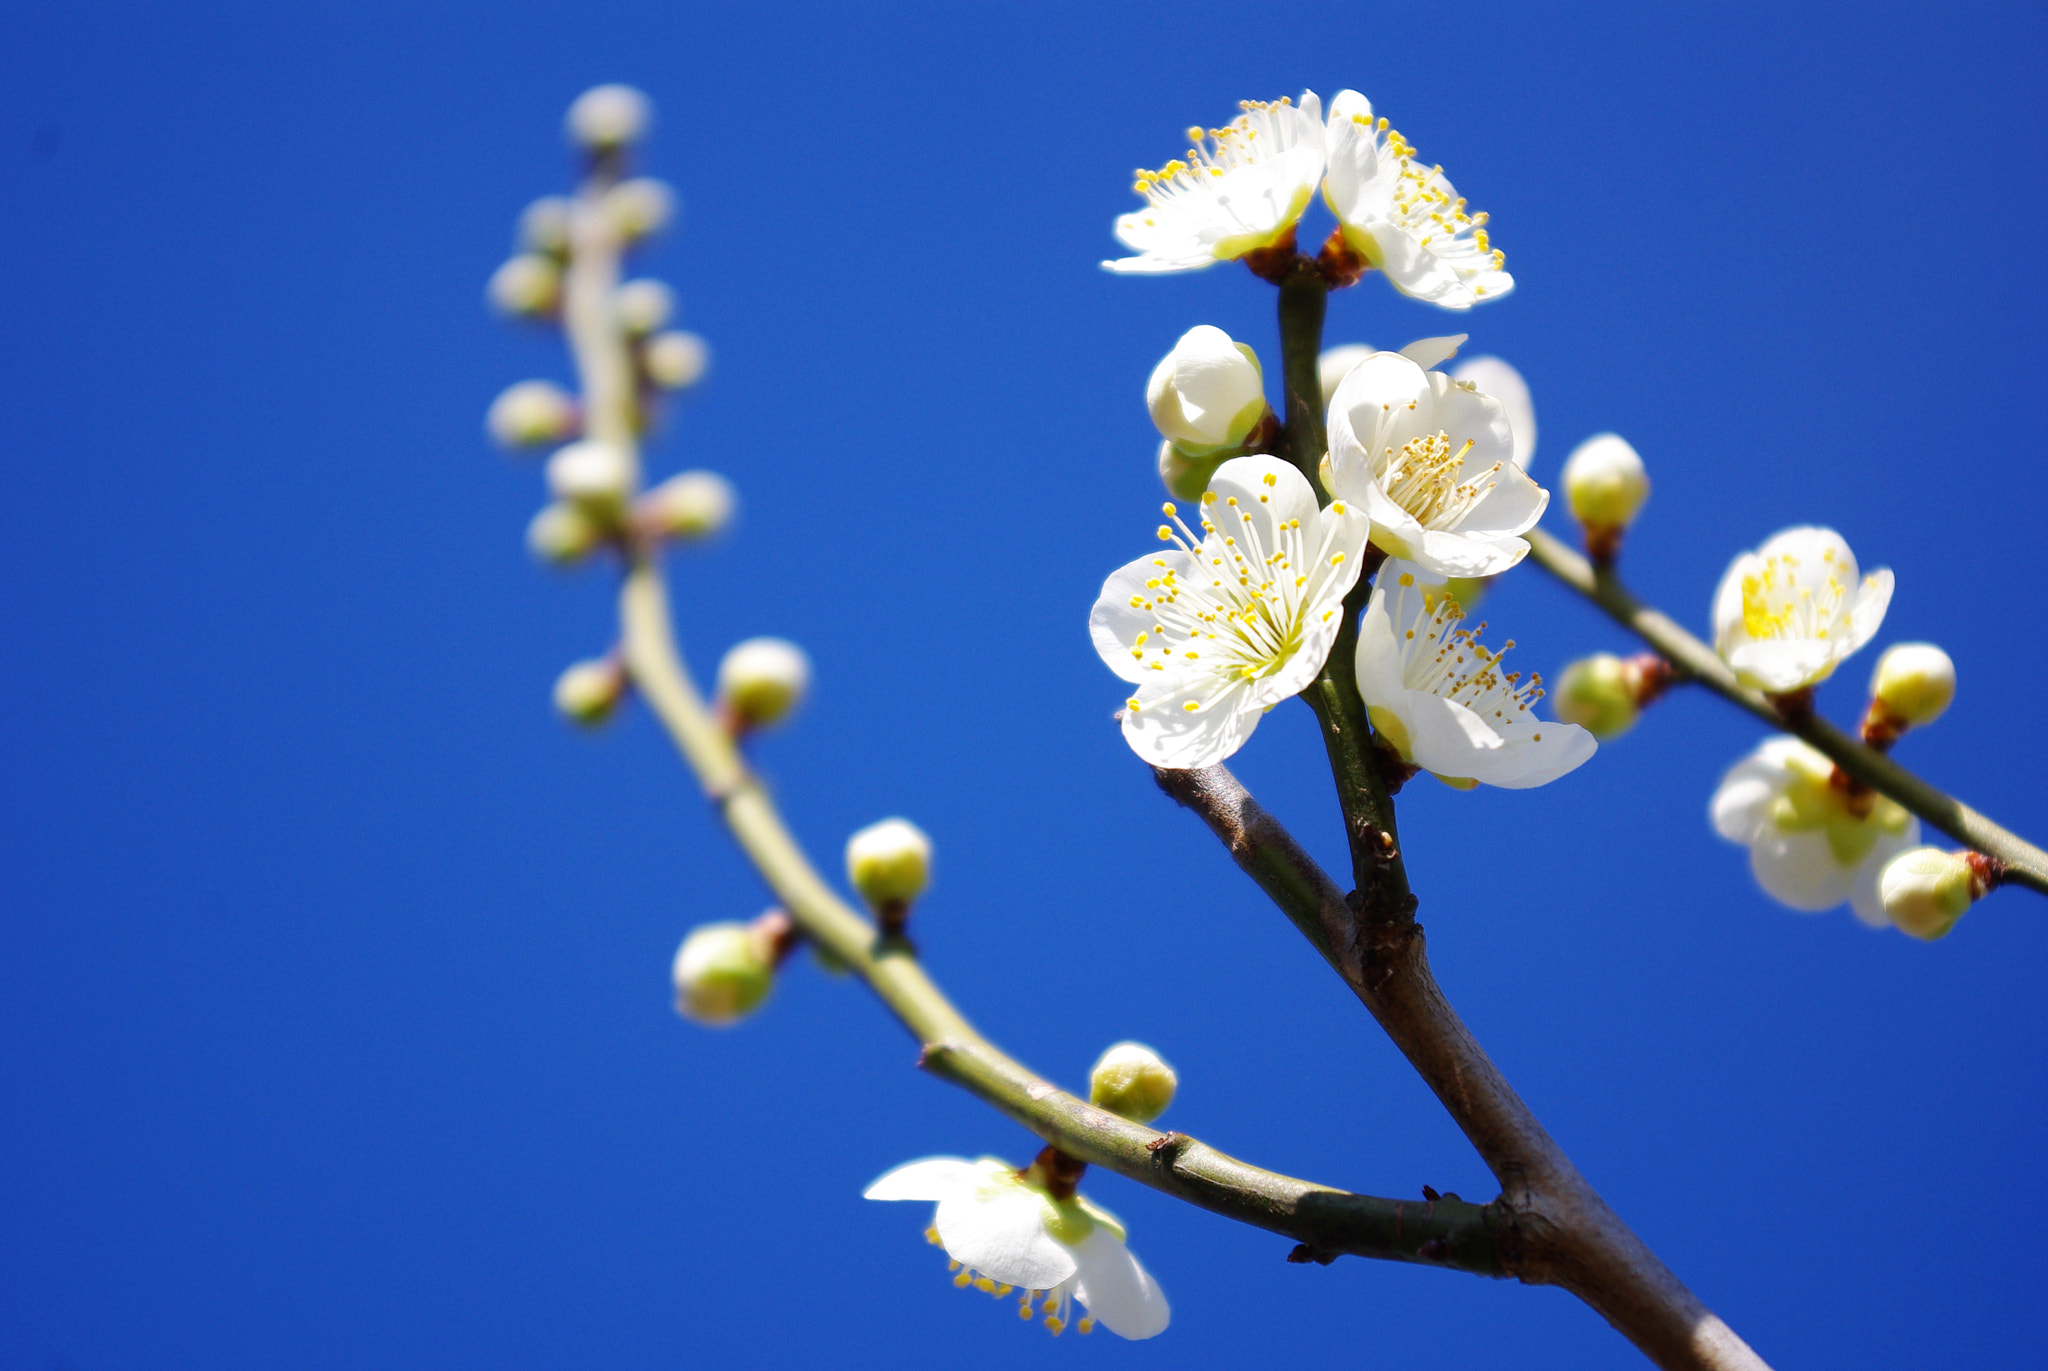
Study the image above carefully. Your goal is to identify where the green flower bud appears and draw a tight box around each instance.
[638,470,734,541]
[1157,440,1223,503]
[487,254,561,318]
[614,278,673,337]
[487,380,578,450]
[566,84,651,151]
[1869,643,1955,730]
[672,921,774,1025]
[845,817,932,914]
[526,502,601,565]
[1878,847,1984,941]
[642,330,709,391]
[553,656,627,726]
[715,637,810,730]
[1088,1042,1177,1124]
[1561,433,1649,539]
[1553,654,1640,740]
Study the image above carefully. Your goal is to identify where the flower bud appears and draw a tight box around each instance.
[1148,325,1269,458]
[1561,433,1650,553]
[1088,1042,1177,1124]
[487,380,579,450]
[1868,643,1955,731]
[566,83,652,151]
[545,440,633,510]
[638,469,734,541]
[1318,343,1375,409]
[1553,654,1638,739]
[845,818,931,916]
[553,656,627,726]
[614,278,673,337]
[487,254,561,318]
[672,921,774,1025]
[526,502,602,565]
[715,637,810,730]
[642,330,709,391]
[1879,847,1987,941]
[601,177,676,243]
[518,196,573,256]
[1157,440,1222,502]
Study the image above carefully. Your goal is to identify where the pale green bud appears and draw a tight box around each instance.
[1562,433,1650,531]
[1879,847,1981,941]
[614,278,673,337]
[642,330,709,391]
[487,254,561,318]
[1318,343,1375,409]
[1088,1042,1177,1124]
[638,470,734,541]
[566,83,652,151]
[1147,325,1268,457]
[526,502,601,565]
[1869,643,1955,729]
[487,380,578,450]
[545,439,633,511]
[518,196,573,256]
[672,921,774,1025]
[601,177,676,244]
[845,817,932,913]
[553,656,626,726]
[1553,654,1640,740]
[1157,440,1222,503]
[715,637,810,730]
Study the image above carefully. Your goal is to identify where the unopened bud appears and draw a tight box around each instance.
[1157,439,1222,502]
[1867,643,1955,744]
[487,380,579,450]
[1879,847,1992,941]
[518,196,573,256]
[1088,1042,1177,1124]
[845,818,931,920]
[638,469,735,541]
[672,921,774,1025]
[488,254,562,318]
[614,278,673,336]
[1562,434,1649,564]
[526,502,602,564]
[1551,652,1671,740]
[1148,325,1269,458]
[566,84,652,151]
[1318,343,1375,409]
[642,330,709,391]
[545,439,633,510]
[553,656,627,725]
[715,637,810,730]
[601,177,676,243]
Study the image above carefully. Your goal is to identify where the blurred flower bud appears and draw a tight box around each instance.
[845,818,932,918]
[519,196,573,256]
[716,637,810,731]
[602,177,676,243]
[1088,1042,1177,1124]
[1561,433,1649,563]
[1318,343,1375,409]
[642,330,709,391]
[526,502,602,565]
[487,380,579,450]
[638,469,734,541]
[553,656,627,726]
[1148,325,1269,458]
[488,254,562,318]
[614,278,673,337]
[672,921,774,1025]
[1879,847,1991,941]
[1157,440,1223,502]
[545,440,633,510]
[1867,643,1956,744]
[1551,652,1672,740]
[566,84,652,151]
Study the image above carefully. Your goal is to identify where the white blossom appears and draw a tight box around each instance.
[1710,527,1893,694]
[1319,335,1468,407]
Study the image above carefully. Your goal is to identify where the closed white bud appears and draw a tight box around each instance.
[1157,439,1222,502]
[518,196,573,256]
[601,177,676,243]
[1148,325,1268,458]
[1869,643,1956,729]
[614,278,673,336]
[487,380,578,450]
[1318,343,1375,409]
[672,921,774,1025]
[1088,1042,1177,1124]
[642,330,709,390]
[487,254,561,318]
[1562,433,1650,531]
[846,818,932,914]
[716,637,810,730]
[639,470,734,541]
[1553,654,1639,740]
[526,502,601,564]
[566,84,651,151]
[553,656,627,725]
[545,440,633,510]
[1879,847,1985,941]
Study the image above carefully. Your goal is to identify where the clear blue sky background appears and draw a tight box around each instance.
[4,3,2045,1367]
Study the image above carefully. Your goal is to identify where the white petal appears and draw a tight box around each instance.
[1408,528,1527,579]
[1849,820,1923,927]
[934,1187,1077,1292]
[1450,356,1536,470]
[1749,828,1857,912]
[1207,454,1319,544]
[864,1156,983,1202]
[1710,749,1794,843]
[1091,550,1199,685]
[1428,369,1517,473]
[1396,691,1507,778]
[1122,676,1262,770]
[1728,639,1837,693]
[1069,1227,1170,1339]
[1397,334,1468,371]
[1446,459,1547,540]
[1844,569,1894,656]
[1478,723,1597,789]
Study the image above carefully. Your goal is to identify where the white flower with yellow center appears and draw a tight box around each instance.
[1091,456,1368,769]
[1355,564,1595,789]
[1324,350,1547,577]
[865,1156,1169,1340]
[1104,93,1326,275]
[1711,737,1921,925]
[1321,90,1512,309]
[1710,527,1893,694]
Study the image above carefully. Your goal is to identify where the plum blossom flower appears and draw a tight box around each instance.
[1354,564,1595,789]
[1710,527,1893,694]
[1321,90,1513,309]
[1324,349,1547,577]
[865,1156,1169,1340]
[1711,737,1920,925]
[1104,94,1326,275]
[1091,456,1368,769]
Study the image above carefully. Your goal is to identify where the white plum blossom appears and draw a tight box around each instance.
[1324,349,1547,577]
[866,1156,1170,1340]
[1104,93,1326,275]
[1354,564,1595,789]
[1711,737,1920,925]
[1091,456,1368,769]
[1711,527,1893,694]
[1321,90,1513,309]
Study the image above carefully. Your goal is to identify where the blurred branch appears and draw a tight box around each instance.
[1524,525,2048,896]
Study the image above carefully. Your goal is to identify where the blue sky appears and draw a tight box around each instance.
[3,3,2045,1367]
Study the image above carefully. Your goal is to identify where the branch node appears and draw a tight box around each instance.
[1286,1242,1338,1266]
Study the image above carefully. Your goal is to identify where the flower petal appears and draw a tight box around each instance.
[1849,820,1923,927]
[1749,828,1857,912]
[1450,356,1536,470]
[1397,334,1468,371]
[1410,527,1527,578]
[934,1187,1077,1292]
[1092,550,1199,685]
[1122,676,1262,771]
[1844,569,1894,657]
[1728,639,1837,693]
[1069,1227,1170,1340]
[863,1156,983,1202]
